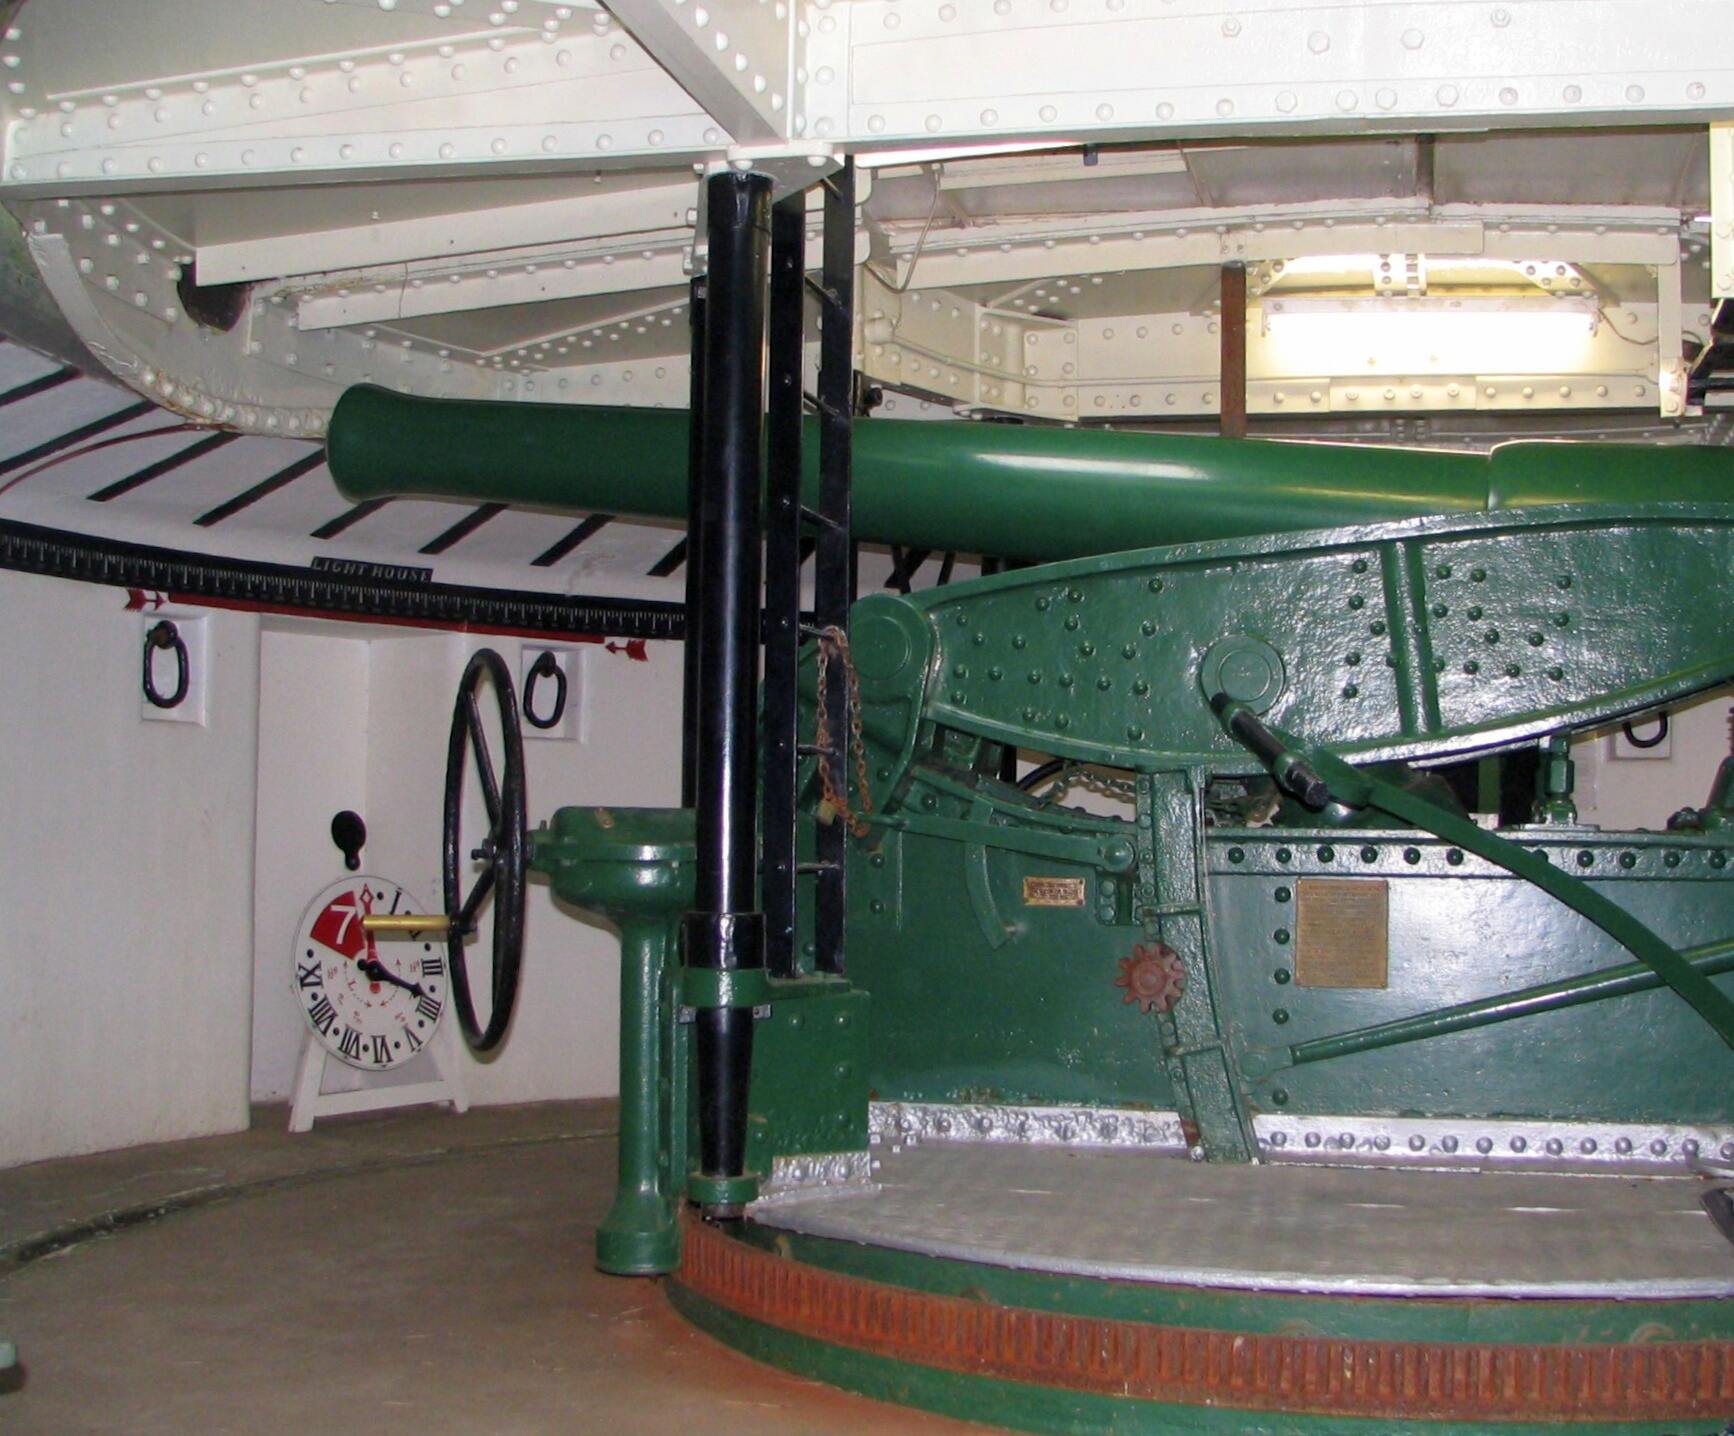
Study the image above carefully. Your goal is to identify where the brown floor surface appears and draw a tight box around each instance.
[0,1102,989,1434]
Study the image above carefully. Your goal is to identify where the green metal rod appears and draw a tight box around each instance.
[1288,937,1734,1069]
[325,385,1734,563]
[1216,698,1734,1054]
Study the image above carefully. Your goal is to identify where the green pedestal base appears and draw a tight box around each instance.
[595,1202,682,1277]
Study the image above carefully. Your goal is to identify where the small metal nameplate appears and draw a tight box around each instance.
[1023,876,1087,907]
[1296,878,1388,988]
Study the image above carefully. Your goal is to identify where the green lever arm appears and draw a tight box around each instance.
[1241,936,1734,1076]
[1215,698,1734,1054]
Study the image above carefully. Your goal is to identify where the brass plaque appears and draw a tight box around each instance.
[1295,878,1389,988]
[1023,876,1087,908]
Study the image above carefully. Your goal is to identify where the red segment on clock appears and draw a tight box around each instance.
[309,890,369,960]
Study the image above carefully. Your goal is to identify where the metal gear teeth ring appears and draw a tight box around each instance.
[1115,942,1186,1015]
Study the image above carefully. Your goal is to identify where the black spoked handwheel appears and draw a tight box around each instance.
[443,648,528,1053]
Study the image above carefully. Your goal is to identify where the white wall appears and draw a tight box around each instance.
[250,625,682,1105]
[1575,685,1734,831]
[250,626,371,1100]
[0,569,259,1168]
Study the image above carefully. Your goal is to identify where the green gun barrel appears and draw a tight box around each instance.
[327,384,1734,562]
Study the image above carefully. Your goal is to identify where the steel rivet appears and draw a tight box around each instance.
[1273,928,1290,945]
[1408,1135,1426,1152]
[1476,1137,1493,1154]
[1447,849,1464,866]
[1273,968,1291,984]
[1275,886,1291,902]
[1272,1008,1289,1025]
[1317,846,1334,863]
[1511,1136,1527,1153]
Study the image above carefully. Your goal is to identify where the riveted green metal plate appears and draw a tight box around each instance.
[743,981,871,1176]
[1211,829,1734,1125]
[856,505,1734,779]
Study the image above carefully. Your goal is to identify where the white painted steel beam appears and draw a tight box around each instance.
[0,1,720,195]
[5,2,1732,190]
[807,0,1734,151]
[195,182,697,285]
[877,201,1684,291]
[604,0,798,144]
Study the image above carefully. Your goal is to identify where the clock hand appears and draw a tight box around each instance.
[356,957,425,999]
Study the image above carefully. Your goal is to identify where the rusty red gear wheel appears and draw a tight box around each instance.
[1114,942,1185,1014]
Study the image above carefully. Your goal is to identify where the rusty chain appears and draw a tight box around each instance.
[813,625,874,839]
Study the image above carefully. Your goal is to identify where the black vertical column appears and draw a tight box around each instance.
[761,196,806,980]
[679,276,707,809]
[812,160,856,975]
[684,170,772,1216]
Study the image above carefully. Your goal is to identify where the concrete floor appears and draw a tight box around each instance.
[0,1101,983,1435]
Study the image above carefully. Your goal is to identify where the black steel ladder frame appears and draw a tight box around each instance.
[763,162,858,980]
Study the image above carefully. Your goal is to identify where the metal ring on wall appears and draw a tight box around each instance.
[523,651,567,730]
[142,620,189,709]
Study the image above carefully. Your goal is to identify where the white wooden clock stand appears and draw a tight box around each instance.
[287,875,471,1133]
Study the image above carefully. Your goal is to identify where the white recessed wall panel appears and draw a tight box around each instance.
[250,626,372,1102]
[0,569,260,1168]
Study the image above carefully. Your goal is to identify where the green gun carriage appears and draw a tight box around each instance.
[339,353,1734,1436]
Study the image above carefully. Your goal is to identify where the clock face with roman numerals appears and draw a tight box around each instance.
[293,876,447,1071]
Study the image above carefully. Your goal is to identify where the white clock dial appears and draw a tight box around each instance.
[293,876,448,1071]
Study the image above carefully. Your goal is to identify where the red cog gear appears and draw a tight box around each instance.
[1114,942,1186,1015]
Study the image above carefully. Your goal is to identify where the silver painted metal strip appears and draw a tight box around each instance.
[1255,1113,1734,1174]
[869,1101,1189,1153]
[754,1149,878,1207]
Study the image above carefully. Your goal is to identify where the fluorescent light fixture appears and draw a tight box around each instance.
[1258,295,1606,376]
[1265,295,1599,329]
